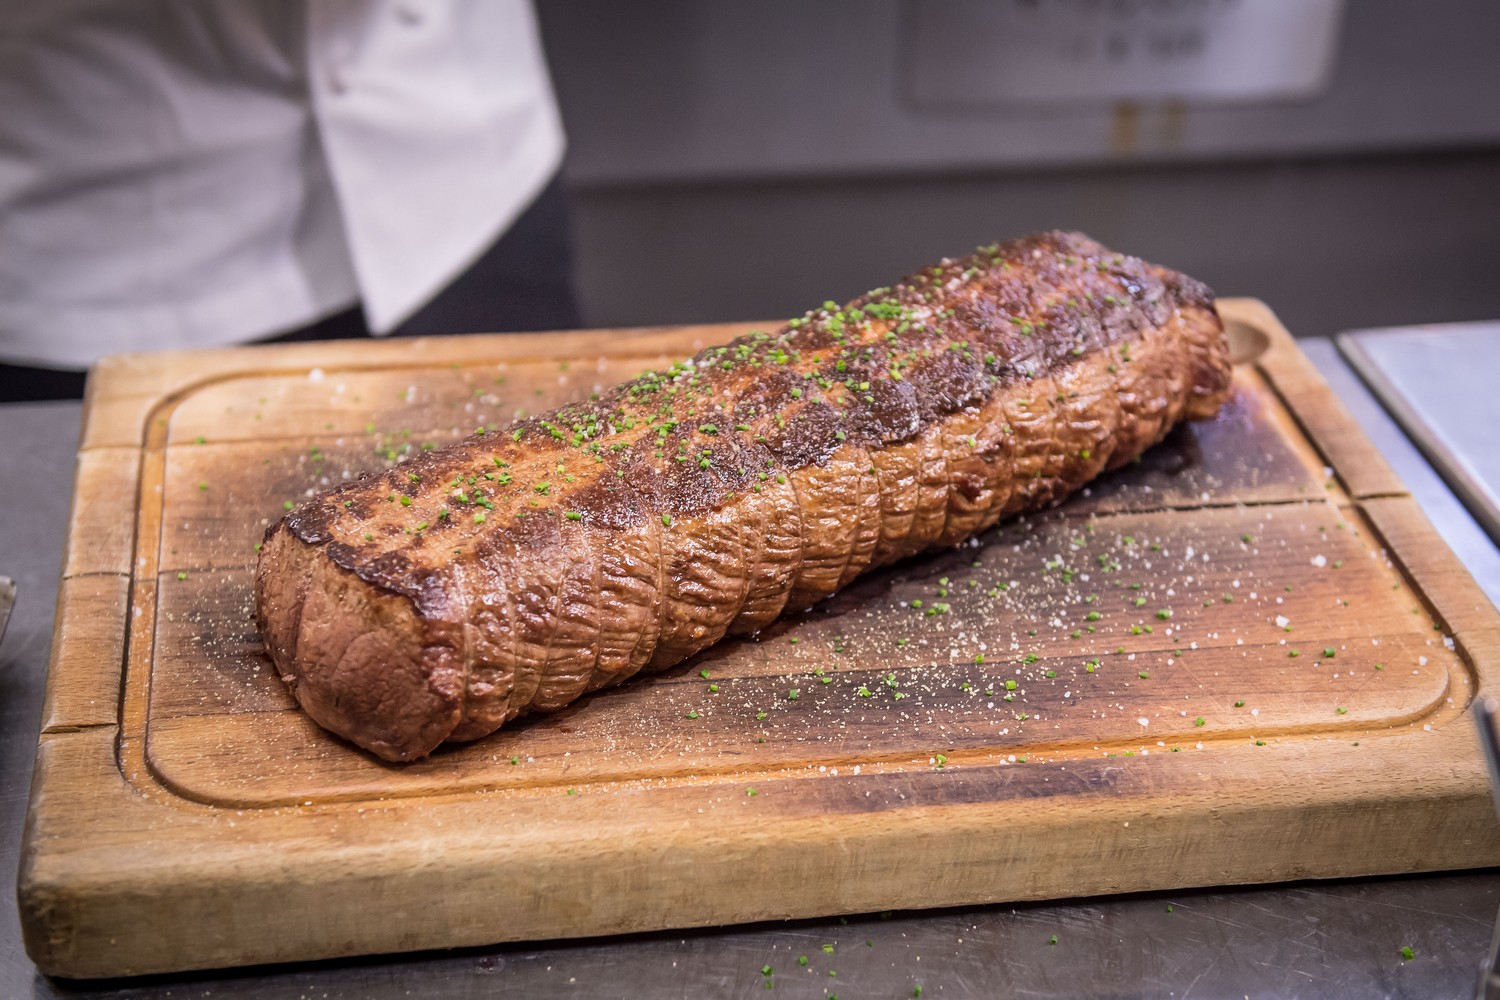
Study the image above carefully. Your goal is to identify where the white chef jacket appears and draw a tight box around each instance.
[0,0,565,368]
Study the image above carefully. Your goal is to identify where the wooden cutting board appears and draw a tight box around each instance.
[20,300,1500,978]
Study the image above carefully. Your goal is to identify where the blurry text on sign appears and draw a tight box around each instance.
[906,0,1346,107]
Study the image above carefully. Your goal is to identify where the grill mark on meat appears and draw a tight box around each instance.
[836,442,883,591]
[855,441,886,579]
[651,500,750,667]
[784,458,855,611]
[1000,369,1056,515]
[449,561,476,739]
[862,440,895,572]
[629,499,668,678]
[530,515,601,712]
[730,489,768,637]
[826,451,863,594]
[733,512,761,635]
[940,416,983,544]
[865,434,917,569]
[914,420,951,552]
[777,459,812,613]
[729,491,764,627]
[257,231,1233,760]
[709,433,771,637]
[725,474,770,636]
[588,518,654,692]
[941,403,1008,543]
[978,392,1022,522]
[462,538,520,733]
[488,522,555,724]
[1058,363,1117,484]
[730,465,800,634]
[449,562,516,741]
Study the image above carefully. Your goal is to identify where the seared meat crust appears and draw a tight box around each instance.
[256,231,1232,761]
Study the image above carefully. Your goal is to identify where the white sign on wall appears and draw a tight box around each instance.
[906,0,1346,106]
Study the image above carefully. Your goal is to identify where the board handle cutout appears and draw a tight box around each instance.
[1225,318,1271,365]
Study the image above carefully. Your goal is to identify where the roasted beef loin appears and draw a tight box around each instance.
[256,231,1232,761]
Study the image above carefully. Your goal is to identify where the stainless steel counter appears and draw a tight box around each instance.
[3,341,1497,999]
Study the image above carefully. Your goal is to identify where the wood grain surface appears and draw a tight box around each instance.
[19,302,1500,978]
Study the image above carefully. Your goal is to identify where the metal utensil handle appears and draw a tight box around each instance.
[1478,698,1500,823]
[1474,698,1500,1000]
[0,575,15,648]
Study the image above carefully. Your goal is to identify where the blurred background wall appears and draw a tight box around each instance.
[535,0,1500,338]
